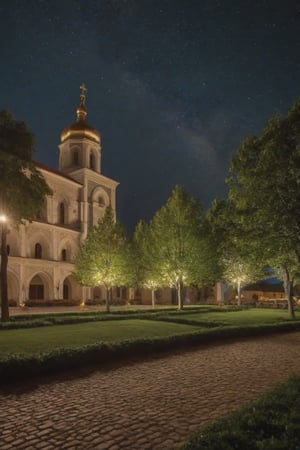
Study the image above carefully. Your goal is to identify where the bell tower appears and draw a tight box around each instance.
[59,84,102,174]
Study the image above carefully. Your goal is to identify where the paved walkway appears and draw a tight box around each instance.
[1,332,300,450]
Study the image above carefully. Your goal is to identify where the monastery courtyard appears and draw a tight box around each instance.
[1,331,300,449]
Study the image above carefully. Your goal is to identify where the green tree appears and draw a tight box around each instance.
[260,238,300,316]
[227,99,300,317]
[149,185,216,310]
[222,257,266,305]
[208,199,267,305]
[132,220,162,307]
[0,110,51,322]
[75,207,129,312]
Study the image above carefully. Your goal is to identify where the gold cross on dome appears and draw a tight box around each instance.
[79,83,87,107]
[80,83,87,96]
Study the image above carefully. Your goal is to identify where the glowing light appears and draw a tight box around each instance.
[0,215,7,223]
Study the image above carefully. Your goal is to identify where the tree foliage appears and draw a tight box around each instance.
[227,99,300,317]
[147,185,216,309]
[208,198,267,305]
[0,110,51,222]
[75,207,130,311]
[0,110,51,322]
[132,220,164,307]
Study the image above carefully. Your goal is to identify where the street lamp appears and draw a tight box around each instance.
[0,214,8,321]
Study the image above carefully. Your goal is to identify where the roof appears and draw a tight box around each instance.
[60,86,100,144]
[243,281,284,293]
[35,161,83,186]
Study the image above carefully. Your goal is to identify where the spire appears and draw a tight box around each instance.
[61,84,100,144]
[77,83,88,122]
[80,83,87,107]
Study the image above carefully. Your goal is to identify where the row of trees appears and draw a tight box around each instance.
[75,100,300,318]
[2,99,300,320]
[75,187,220,312]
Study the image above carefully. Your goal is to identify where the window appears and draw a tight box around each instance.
[98,196,105,207]
[90,152,95,170]
[61,249,67,261]
[73,150,79,165]
[59,202,65,224]
[6,245,10,255]
[35,243,42,259]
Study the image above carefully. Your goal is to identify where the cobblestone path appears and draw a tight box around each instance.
[1,332,300,450]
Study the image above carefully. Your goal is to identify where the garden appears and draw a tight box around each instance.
[1,306,300,448]
[1,306,300,383]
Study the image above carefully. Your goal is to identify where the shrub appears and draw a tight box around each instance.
[128,298,143,305]
[111,298,127,306]
[24,299,81,307]
[84,298,106,306]
[2,323,300,381]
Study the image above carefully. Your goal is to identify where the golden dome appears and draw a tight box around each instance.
[61,84,100,144]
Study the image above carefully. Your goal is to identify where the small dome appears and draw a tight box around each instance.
[61,84,100,144]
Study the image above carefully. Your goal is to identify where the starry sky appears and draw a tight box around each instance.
[1,0,300,231]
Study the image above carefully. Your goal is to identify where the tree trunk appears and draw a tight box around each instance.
[151,289,155,308]
[177,279,184,310]
[105,286,110,313]
[237,280,241,306]
[283,267,295,319]
[0,223,9,322]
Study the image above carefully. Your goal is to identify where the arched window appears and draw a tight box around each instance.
[98,196,105,207]
[90,152,95,170]
[61,249,67,261]
[73,150,79,165]
[59,202,65,224]
[35,243,42,259]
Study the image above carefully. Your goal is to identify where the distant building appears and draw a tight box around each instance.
[6,85,118,305]
[241,281,286,306]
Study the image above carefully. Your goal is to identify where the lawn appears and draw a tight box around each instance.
[1,308,298,360]
[0,319,200,358]
[163,308,298,325]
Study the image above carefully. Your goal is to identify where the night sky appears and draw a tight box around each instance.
[1,1,300,231]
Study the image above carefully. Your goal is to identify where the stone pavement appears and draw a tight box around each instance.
[1,332,300,449]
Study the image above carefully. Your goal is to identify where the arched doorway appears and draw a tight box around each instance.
[7,272,19,305]
[29,275,44,300]
[62,277,72,300]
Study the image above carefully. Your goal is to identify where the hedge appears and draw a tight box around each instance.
[2,322,300,383]
[181,374,300,449]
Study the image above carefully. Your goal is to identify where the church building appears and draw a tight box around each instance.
[6,85,119,305]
